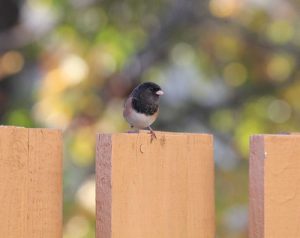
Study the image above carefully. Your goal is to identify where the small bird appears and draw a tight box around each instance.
[123,82,164,141]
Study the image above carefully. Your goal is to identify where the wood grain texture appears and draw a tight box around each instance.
[0,126,62,238]
[96,131,214,238]
[249,134,300,238]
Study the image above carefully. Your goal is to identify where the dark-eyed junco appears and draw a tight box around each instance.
[123,82,164,141]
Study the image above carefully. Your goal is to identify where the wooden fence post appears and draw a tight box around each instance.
[96,131,215,238]
[249,134,300,238]
[0,126,62,238]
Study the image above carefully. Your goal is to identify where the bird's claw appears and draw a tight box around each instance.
[149,130,157,143]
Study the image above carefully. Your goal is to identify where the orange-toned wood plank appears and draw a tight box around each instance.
[0,126,62,238]
[249,134,300,238]
[96,131,215,238]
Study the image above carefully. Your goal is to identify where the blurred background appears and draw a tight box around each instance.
[1,0,300,237]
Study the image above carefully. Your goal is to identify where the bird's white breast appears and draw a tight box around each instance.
[125,109,156,129]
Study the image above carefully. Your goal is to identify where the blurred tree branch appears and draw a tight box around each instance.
[212,17,300,56]
[103,0,300,100]
[0,0,20,32]
[103,0,209,99]
[0,0,21,122]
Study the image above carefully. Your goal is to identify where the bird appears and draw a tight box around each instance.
[123,82,164,141]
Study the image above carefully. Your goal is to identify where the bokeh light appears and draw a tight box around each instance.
[214,35,243,61]
[267,20,294,44]
[267,99,292,123]
[64,215,90,238]
[76,176,95,215]
[209,0,241,18]
[223,62,247,87]
[266,54,294,82]
[0,51,24,76]
[60,54,89,85]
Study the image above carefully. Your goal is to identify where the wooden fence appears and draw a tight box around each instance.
[249,134,300,238]
[0,126,300,237]
[0,126,62,238]
[96,131,215,238]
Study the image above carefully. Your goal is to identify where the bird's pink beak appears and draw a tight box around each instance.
[156,90,164,96]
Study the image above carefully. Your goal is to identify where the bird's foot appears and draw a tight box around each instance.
[148,127,157,143]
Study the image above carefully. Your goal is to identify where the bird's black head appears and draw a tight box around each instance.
[134,82,163,102]
[132,82,164,115]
